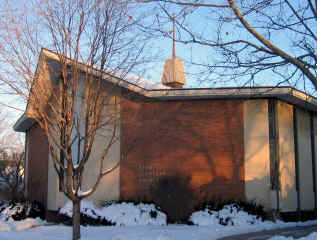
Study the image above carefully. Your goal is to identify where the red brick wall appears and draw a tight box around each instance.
[27,123,48,207]
[120,98,245,214]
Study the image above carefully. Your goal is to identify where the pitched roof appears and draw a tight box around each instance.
[14,48,317,132]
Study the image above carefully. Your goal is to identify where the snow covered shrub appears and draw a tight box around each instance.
[190,203,263,227]
[58,201,114,226]
[150,175,195,223]
[193,199,266,221]
[59,201,167,226]
[149,209,158,219]
[237,201,266,220]
[0,200,45,221]
[101,202,166,226]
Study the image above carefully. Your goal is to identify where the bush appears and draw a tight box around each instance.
[237,200,266,220]
[150,175,195,223]
[58,201,114,226]
[58,200,166,226]
[0,153,24,201]
[58,212,115,226]
[0,200,45,221]
[189,202,266,226]
[192,199,267,222]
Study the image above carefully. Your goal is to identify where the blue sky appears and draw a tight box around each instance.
[1,0,317,124]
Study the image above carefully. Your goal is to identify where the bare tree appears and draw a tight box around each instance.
[0,109,24,201]
[0,0,152,239]
[139,0,317,92]
[0,151,24,201]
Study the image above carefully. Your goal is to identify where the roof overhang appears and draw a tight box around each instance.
[15,86,317,133]
[13,112,36,132]
[146,86,317,112]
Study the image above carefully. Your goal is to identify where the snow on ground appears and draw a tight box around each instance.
[0,218,42,231]
[1,221,317,240]
[1,201,317,239]
[268,232,317,240]
[0,224,227,240]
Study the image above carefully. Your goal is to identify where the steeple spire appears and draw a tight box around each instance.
[161,14,186,89]
[172,15,176,59]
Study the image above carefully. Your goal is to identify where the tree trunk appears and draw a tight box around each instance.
[72,199,81,240]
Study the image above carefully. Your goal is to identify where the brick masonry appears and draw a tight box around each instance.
[27,123,49,207]
[120,97,245,215]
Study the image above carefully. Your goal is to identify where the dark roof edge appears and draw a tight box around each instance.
[13,113,36,132]
[146,87,317,112]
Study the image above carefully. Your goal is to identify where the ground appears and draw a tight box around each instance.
[1,221,317,240]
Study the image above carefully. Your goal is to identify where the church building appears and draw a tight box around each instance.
[14,37,317,219]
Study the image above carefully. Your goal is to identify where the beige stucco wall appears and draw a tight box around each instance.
[48,121,121,211]
[277,101,297,212]
[42,63,121,210]
[53,126,120,209]
[244,100,271,209]
[44,61,63,210]
[80,120,120,207]
[47,152,60,211]
[78,87,121,207]
[53,101,121,210]
[296,108,314,210]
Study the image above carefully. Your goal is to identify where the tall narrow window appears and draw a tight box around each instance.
[268,99,279,190]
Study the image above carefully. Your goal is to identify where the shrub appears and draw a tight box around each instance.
[57,212,115,226]
[0,153,24,201]
[58,200,166,226]
[0,200,45,221]
[150,175,195,223]
[193,199,267,221]
[189,203,264,226]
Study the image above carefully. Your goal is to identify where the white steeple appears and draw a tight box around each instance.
[161,16,186,88]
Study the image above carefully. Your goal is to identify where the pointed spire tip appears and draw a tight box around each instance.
[172,14,176,59]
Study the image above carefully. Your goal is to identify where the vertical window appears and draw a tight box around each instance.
[268,99,279,190]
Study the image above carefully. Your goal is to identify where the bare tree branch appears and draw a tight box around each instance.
[0,1,153,239]
[139,0,317,91]
[137,0,230,8]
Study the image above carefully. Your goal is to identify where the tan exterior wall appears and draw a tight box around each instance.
[296,108,314,210]
[47,151,60,211]
[80,115,120,207]
[53,122,121,210]
[277,101,297,212]
[78,88,121,207]
[50,119,120,210]
[243,100,271,209]
[43,69,121,210]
